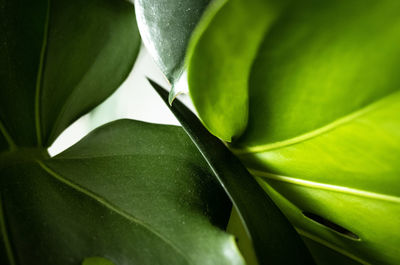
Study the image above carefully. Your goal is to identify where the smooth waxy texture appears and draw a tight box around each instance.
[239,94,400,264]
[149,79,315,265]
[237,0,400,148]
[185,0,400,264]
[187,0,283,142]
[0,0,140,148]
[0,120,242,265]
[134,0,210,101]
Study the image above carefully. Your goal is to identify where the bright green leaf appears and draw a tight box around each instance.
[186,0,400,264]
[236,0,400,149]
[187,0,283,142]
[238,95,400,264]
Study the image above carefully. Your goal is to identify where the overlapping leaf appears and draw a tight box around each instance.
[183,0,400,264]
[149,79,315,265]
[0,0,140,148]
[0,120,243,265]
[134,0,210,101]
[0,0,243,264]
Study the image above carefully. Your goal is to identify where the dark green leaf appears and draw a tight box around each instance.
[302,238,363,265]
[0,120,244,265]
[82,257,115,265]
[0,129,9,153]
[0,0,141,148]
[148,79,315,265]
[0,0,48,147]
[0,196,14,265]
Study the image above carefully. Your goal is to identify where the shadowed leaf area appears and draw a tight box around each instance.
[0,0,243,264]
[0,120,242,265]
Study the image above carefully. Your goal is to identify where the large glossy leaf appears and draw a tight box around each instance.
[0,0,140,148]
[186,0,283,142]
[0,120,244,265]
[134,0,210,100]
[149,79,315,265]
[186,0,400,264]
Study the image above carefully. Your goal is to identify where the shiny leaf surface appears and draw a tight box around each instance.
[149,79,315,265]
[186,0,282,142]
[135,0,210,84]
[186,0,400,264]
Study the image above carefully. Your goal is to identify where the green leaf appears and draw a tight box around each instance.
[0,0,48,147]
[0,126,10,153]
[82,257,115,265]
[186,0,400,264]
[148,79,315,265]
[0,196,15,265]
[186,0,283,142]
[301,238,363,265]
[0,0,140,148]
[235,1,400,149]
[1,1,240,263]
[134,0,210,101]
[0,120,244,265]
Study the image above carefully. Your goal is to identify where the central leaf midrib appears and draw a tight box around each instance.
[233,89,400,154]
[0,148,48,170]
[37,161,192,265]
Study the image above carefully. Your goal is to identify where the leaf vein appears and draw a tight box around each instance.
[0,194,17,265]
[0,119,16,151]
[37,160,191,264]
[232,90,400,154]
[296,228,371,265]
[250,168,400,203]
[34,0,51,147]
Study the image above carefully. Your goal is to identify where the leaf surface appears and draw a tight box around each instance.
[82,257,115,265]
[186,0,400,264]
[186,0,283,142]
[149,79,315,265]
[238,94,400,264]
[0,120,244,265]
[0,0,140,148]
[0,0,48,146]
[134,0,210,84]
